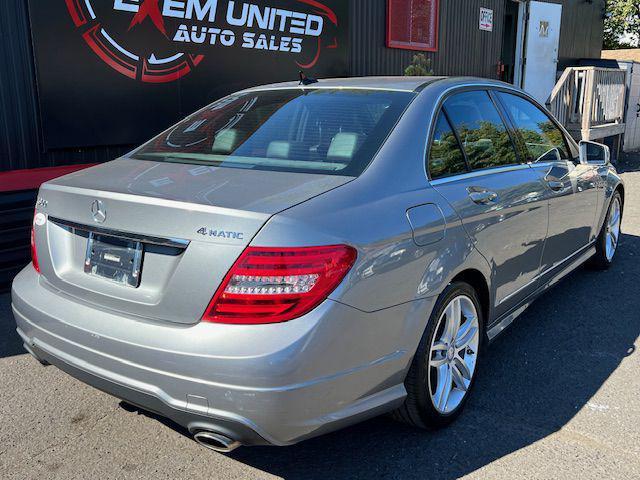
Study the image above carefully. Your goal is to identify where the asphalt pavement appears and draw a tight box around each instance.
[1,164,639,479]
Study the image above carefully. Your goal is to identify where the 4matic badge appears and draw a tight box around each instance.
[197,227,244,240]
[64,0,339,83]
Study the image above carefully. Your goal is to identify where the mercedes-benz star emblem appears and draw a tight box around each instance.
[91,200,107,224]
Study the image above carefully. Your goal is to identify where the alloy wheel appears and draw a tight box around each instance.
[428,295,480,415]
[605,197,621,261]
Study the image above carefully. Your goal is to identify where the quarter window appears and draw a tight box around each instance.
[497,92,569,162]
[428,112,467,179]
[444,91,518,170]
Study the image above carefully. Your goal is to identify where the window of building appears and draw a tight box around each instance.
[428,112,468,179]
[387,0,439,52]
[443,91,518,170]
[497,92,570,162]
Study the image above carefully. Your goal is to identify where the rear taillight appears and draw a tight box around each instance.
[203,245,357,325]
[31,211,40,273]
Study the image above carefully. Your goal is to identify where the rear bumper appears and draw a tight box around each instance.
[11,266,431,446]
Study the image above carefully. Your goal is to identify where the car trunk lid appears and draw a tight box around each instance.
[35,159,352,325]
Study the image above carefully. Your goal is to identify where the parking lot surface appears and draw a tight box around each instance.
[1,165,639,480]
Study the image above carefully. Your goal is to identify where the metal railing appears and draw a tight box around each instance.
[546,67,627,140]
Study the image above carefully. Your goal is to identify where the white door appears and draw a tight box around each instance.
[522,1,562,104]
[624,63,640,152]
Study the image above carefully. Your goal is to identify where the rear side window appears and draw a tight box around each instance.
[497,92,569,162]
[131,89,415,177]
[428,112,468,179]
[444,91,518,170]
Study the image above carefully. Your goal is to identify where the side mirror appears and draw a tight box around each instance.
[579,140,610,166]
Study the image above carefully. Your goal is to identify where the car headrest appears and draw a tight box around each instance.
[267,141,291,159]
[327,133,363,162]
[212,129,237,153]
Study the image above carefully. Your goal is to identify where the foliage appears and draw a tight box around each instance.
[429,116,572,177]
[429,119,517,173]
[604,0,640,49]
[429,124,466,177]
[519,121,566,161]
[404,54,434,76]
[458,121,517,169]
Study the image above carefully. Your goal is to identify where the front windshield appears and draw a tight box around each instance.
[130,89,415,176]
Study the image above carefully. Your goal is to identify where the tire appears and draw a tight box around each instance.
[392,281,485,429]
[588,191,622,270]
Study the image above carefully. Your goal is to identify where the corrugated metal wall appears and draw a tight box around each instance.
[350,0,506,78]
[0,0,130,173]
[0,0,39,173]
[541,0,605,67]
[0,190,36,290]
[349,0,604,77]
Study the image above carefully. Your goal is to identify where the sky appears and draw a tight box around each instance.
[620,32,639,47]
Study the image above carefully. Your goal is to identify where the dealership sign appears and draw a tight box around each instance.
[64,0,341,82]
[29,0,347,148]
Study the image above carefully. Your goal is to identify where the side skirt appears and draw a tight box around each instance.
[487,244,596,342]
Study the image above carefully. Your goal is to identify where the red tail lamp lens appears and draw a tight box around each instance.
[203,245,357,325]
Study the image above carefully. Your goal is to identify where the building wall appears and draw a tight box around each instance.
[0,0,130,173]
[349,0,605,76]
[350,0,507,78]
[1,0,606,174]
[0,190,36,290]
[541,0,605,68]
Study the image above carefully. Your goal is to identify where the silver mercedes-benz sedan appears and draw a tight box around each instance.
[12,77,624,452]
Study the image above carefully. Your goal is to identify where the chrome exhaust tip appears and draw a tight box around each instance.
[193,431,241,453]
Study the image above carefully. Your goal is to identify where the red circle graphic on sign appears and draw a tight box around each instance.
[64,0,204,83]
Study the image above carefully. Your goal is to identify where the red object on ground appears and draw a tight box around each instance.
[0,164,96,193]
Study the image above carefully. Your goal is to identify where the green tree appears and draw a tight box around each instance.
[404,54,434,76]
[455,121,517,169]
[604,0,640,49]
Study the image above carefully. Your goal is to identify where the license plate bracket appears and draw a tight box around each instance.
[84,233,143,288]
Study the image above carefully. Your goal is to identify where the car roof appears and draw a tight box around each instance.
[242,76,512,94]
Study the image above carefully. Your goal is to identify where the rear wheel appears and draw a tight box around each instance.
[589,191,622,270]
[393,282,484,428]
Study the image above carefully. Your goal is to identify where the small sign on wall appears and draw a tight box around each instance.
[539,20,550,37]
[479,7,494,32]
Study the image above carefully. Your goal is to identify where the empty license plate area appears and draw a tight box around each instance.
[84,233,143,287]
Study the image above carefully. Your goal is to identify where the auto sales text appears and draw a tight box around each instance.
[114,0,325,53]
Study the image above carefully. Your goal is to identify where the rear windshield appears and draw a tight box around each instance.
[130,89,415,176]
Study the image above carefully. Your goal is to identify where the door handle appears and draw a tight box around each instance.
[468,190,498,205]
[547,180,564,191]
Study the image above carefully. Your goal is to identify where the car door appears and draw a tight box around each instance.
[495,92,600,274]
[428,90,548,319]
